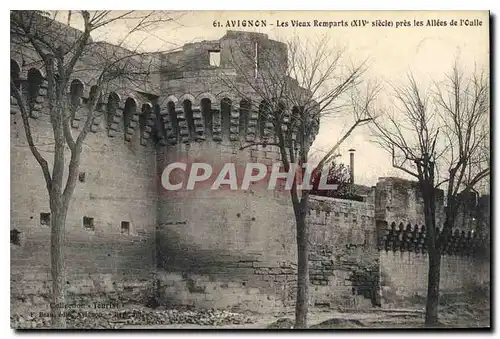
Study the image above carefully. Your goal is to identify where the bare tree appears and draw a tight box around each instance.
[219,35,377,328]
[435,62,490,233]
[372,62,489,326]
[10,10,175,328]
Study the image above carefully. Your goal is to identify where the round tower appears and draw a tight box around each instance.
[155,31,320,310]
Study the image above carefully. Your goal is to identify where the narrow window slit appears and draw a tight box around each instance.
[40,212,50,226]
[11,229,21,246]
[121,221,130,235]
[83,216,95,231]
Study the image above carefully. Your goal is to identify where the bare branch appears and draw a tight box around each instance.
[11,80,52,191]
[239,142,280,151]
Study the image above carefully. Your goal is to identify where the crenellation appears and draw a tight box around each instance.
[161,105,175,145]
[139,103,155,146]
[10,18,489,319]
[264,119,274,139]
[191,105,205,141]
[229,107,240,141]
[177,107,190,143]
[123,97,140,142]
[212,107,223,142]
[245,105,259,142]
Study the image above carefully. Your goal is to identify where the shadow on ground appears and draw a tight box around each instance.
[265,303,490,330]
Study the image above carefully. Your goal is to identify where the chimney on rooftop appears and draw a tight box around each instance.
[349,149,355,184]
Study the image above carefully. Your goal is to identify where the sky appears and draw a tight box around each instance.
[59,10,490,187]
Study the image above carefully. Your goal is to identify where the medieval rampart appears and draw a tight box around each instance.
[10,13,489,315]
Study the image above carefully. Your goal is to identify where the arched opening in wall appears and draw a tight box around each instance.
[258,101,269,140]
[69,80,84,122]
[183,99,195,140]
[11,60,21,91]
[201,98,212,139]
[106,93,120,129]
[239,99,251,138]
[123,98,137,137]
[26,68,44,113]
[167,101,178,140]
[221,98,231,142]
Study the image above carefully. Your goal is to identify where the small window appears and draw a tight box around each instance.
[83,216,94,231]
[40,212,51,226]
[209,51,220,67]
[11,229,21,246]
[121,221,130,235]
[78,172,86,183]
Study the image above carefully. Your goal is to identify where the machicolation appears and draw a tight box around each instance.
[10,13,490,316]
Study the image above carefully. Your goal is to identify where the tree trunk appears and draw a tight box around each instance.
[50,198,68,329]
[294,201,309,329]
[425,248,441,327]
[423,184,440,327]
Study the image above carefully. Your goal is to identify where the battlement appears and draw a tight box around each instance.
[375,176,488,233]
[11,11,92,54]
[10,78,319,154]
[161,30,286,75]
[307,195,375,230]
[10,16,320,156]
[378,220,488,258]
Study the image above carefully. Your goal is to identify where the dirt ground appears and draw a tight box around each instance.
[123,303,491,329]
[12,298,490,329]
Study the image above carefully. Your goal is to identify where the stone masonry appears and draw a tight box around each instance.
[10,13,489,316]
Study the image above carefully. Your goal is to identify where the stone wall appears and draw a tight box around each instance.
[10,13,490,317]
[375,177,445,229]
[375,176,490,307]
[375,176,489,233]
[154,194,382,313]
[10,108,158,311]
[307,195,379,310]
[156,141,298,313]
[11,12,163,314]
[454,191,491,235]
[9,24,319,315]
[161,30,287,83]
[380,251,490,307]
